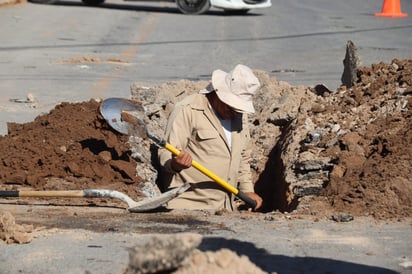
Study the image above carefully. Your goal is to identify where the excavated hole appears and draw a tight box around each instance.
[254,121,298,213]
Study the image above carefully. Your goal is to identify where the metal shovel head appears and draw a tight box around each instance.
[99,98,191,211]
[0,184,191,213]
[128,183,191,212]
[100,97,145,135]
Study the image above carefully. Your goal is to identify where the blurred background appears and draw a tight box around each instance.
[0,0,411,135]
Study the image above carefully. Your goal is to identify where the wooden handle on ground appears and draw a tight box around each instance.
[0,190,85,198]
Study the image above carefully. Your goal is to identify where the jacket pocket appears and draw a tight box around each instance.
[194,129,226,157]
[196,129,219,141]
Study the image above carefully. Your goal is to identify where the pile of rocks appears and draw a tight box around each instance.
[129,58,411,218]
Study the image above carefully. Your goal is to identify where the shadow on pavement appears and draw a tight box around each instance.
[200,237,398,274]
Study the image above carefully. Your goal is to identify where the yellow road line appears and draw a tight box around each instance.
[91,14,158,98]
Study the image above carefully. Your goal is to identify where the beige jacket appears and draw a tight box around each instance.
[158,93,254,210]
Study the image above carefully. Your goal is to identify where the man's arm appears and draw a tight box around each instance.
[158,105,193,174]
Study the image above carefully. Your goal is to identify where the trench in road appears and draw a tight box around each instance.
[90,13,158,98]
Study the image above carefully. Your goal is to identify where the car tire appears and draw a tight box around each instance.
[82,0,105,6]
[176,0,211,14]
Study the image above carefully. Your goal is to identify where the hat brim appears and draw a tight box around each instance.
[212,69,255,114]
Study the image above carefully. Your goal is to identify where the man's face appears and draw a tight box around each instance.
[214,99,239,120]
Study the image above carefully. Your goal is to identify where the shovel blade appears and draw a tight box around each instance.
[128,183,191,213]
[100,98,146,136]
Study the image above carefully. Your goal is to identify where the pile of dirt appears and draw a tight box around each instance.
[0,100,146,206]
[0,59,410,220]
[251,58,411,220]
[317,59,412,219]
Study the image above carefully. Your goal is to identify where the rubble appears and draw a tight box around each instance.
[341,40,360,88]
[128,58,412,219]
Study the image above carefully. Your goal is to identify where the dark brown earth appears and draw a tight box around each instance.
[316,59,412,219]
[0,101,146,205]
[0,59,411,220]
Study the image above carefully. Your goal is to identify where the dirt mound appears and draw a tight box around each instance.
[251,59,411,220]
[0,59,410,220]
[318,59,412,219]
[0,100,145,204]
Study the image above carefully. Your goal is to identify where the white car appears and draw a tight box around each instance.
[29,0,271,15]
[175,0,271,14]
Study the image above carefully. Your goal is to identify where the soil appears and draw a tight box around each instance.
[0,100,147,206]
[314,58,412,219]
[0,59,411,221]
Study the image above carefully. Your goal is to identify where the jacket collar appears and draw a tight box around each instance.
[193,94,243,153]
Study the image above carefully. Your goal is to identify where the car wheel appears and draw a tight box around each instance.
[176,0,211,14]
[29,0,58,4]
[224,9,250,15]
[82,0,105,6]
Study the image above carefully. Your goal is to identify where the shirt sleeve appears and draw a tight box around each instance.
[158,104,192,174]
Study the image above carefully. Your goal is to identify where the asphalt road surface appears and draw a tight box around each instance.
[0,2,411,273]
[0,0,411,135]
[0,204,411,274]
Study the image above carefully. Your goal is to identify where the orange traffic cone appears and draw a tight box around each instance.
[375,0,408,17]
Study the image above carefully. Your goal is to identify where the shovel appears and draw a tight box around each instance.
[100,98,257,209]
[0,183,190,213]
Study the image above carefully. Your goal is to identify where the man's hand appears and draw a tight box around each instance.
[245,192,263,211]
[171,150,192,172]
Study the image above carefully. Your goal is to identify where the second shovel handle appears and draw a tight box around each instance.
[0,190,84,198]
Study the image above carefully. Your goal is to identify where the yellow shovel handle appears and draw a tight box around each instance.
[164,143,257,208]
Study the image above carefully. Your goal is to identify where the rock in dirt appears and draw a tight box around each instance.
[331,213,354,222]
[341,40,360,88]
